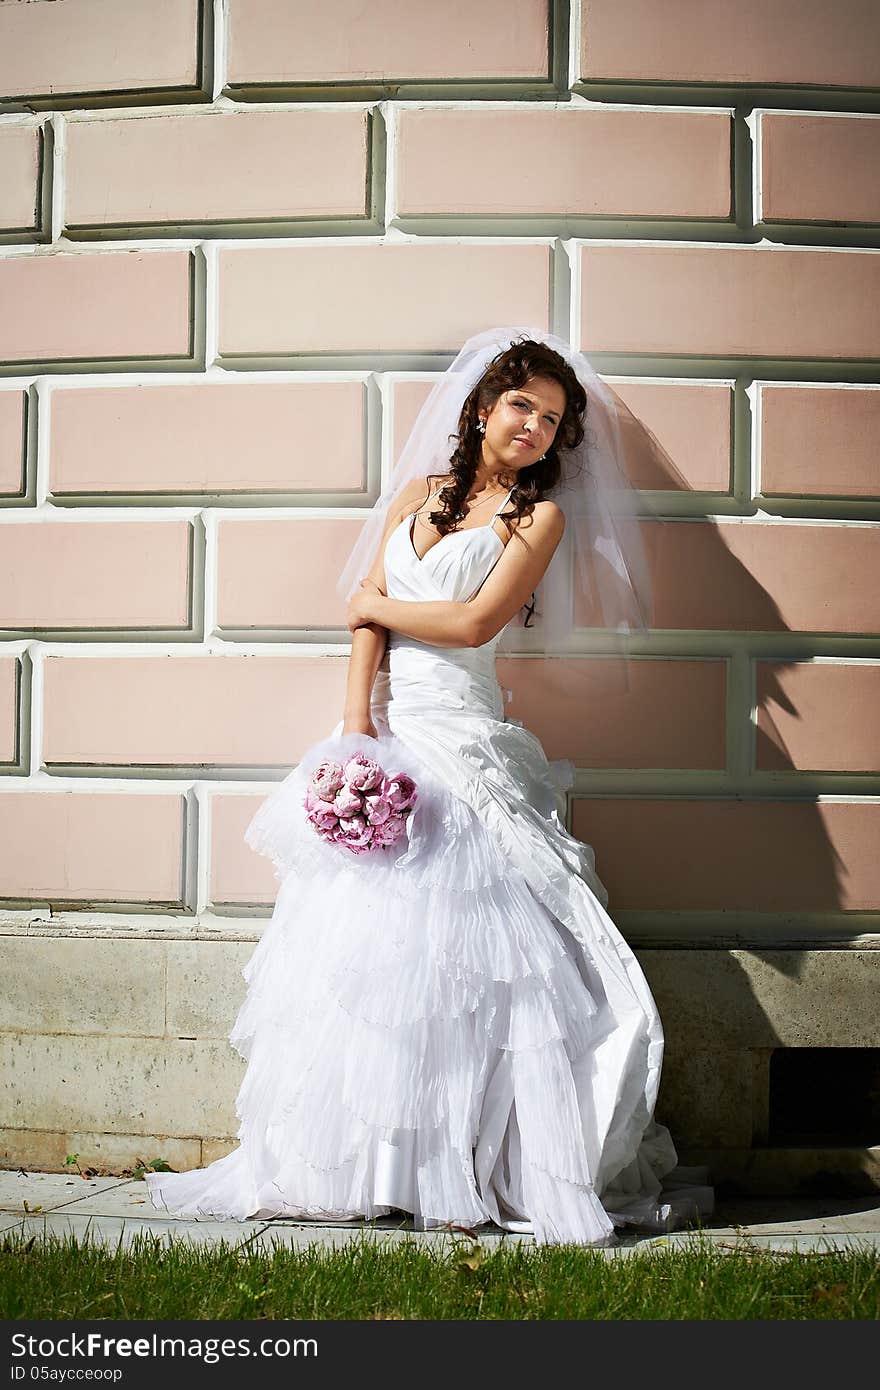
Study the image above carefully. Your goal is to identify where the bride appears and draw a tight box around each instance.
[145,327,714,1247]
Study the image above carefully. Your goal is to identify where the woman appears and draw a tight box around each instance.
[145,327,714,1247]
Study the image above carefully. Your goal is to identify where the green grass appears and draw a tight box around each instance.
[2,1227,878,1319]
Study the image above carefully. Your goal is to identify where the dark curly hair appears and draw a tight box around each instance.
[415,335,588,627]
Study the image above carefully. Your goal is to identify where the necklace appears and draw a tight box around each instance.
[463,488,508,510]
[416,481,511,523]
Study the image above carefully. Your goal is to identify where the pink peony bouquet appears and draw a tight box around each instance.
[303,749,418,856]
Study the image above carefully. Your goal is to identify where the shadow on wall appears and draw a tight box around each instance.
[505,388,854,949]
[514,393,877,1189]
[618,389,854,938]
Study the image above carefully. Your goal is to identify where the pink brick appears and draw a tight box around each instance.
[578,244,880,360]
[0,390,26,496]
[0,521,191,629]
[0,251,192,368]
[43,657,349,768]
[390,379,436,465]
[497,657,726,768]
[0,0,201,102]
[579,0,880,89]
[572,798,880,911]
[756,662,880,772]
[227,0,550,84]
[0,792,185,904]
[607,381,732,492]
[0,123,40,234]
[760,114,880,225]
[216,518,365,630]
[578,519,880,634]
[65,109,369,229]
[397,108,730,218]
[50,382,366,495]
[760,385,880,498]
[0,657,17,765]
[210,795,279,905]
[218,243,550,356]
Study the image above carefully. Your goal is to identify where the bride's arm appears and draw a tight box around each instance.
[354,596,478,649]
[343,623,387,727]
[342,478,434,725]
[343,565,390,731]
[353,503,565,648]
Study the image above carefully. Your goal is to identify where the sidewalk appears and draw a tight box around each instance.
[2,1169,879,1256]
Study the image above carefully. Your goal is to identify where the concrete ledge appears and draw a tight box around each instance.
[2,940,878,1193]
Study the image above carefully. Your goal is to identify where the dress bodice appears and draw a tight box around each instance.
[374,483,516,720]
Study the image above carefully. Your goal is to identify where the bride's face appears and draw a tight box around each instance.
[479,374,566,470]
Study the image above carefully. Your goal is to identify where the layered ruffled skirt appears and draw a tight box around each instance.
[145,715,713,1247]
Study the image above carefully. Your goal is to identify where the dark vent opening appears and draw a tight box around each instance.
[768,1047,880,1146]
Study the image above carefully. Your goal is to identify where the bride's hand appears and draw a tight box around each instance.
[346,578,384,633]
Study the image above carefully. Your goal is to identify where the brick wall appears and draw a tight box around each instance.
[1,0,878,1192]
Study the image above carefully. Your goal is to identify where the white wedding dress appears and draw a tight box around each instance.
[145,483,714,1246]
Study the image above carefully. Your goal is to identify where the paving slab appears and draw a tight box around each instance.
[2,1172,879,1256]
[639,1230,880,1255]
[1,1211,262,1252]
[0,1171,130,1213]
[698,1197,880,1235]
[245,1220,534,1255]
[47,1178,194,1220]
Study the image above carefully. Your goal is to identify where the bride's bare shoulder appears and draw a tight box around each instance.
[513,496,564,529]
[532,498,565,528]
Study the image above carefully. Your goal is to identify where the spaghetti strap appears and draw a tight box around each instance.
[490,484,516,519]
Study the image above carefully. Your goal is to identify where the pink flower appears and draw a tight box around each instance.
[310,759,345,798]
[335,814,374,852]
[384,772,417,812]
[333,784,364,817]
[374,815,407,847]
[304,746,419,856]
[305,789,339,828]
[308,802,339,832]
[342,752,383,792]
[363,791,392,825]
